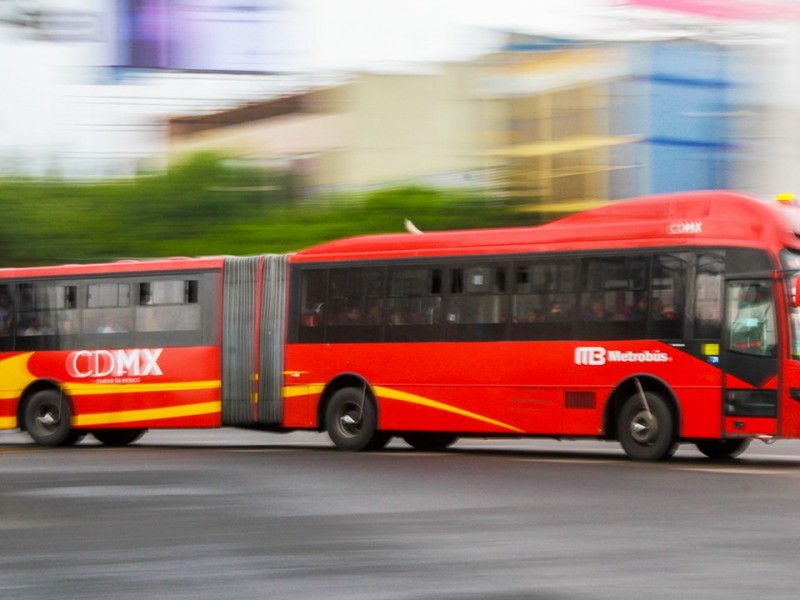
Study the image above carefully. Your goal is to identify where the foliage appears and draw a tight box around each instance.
[0,154,535,267]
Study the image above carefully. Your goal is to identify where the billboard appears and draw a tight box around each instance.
[628,0,800,20]
[115,0,297,72]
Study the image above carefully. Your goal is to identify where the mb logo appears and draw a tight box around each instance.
[575,347,606,366]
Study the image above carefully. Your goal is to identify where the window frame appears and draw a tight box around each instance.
[0,271,217,351]
[289,247,772,345]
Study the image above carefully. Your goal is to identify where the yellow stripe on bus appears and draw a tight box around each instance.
[63,380,221,396]
[374,386,525,433]
[281,382,524,434]
[0,416,17,429]
[282,384,325,397]
[73,401,222,427]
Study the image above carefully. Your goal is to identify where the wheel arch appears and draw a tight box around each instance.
[603,374,681,441]
[315,372,376,432]
[16,379,71,432]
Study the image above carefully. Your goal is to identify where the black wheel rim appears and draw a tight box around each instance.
[335,401,362,439]
[33,403,62,436]
[629,410,658,446]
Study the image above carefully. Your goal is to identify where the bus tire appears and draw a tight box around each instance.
[695,438,750,460]
[325,387,388,451]
[93,429,146,447]
[23,390,75,447]
[617,392,676,461]
[403,433,458,451]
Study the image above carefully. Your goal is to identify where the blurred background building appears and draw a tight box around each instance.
[3,0,800,209]
[167,69,484,195]
[476,40,640,212]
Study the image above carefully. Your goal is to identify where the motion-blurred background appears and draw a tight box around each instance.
[1,0,799,265]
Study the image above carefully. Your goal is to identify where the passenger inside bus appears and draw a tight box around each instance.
[301,302,324,326]
[629,295,648,320]
[364,305,382,325]
[20,316,44,336]
[650,297,677,320]
[583,296,611,321]
[523,309,538,323]
[388,311,406,326]
[337,305,362,326]
[96,313,128,334]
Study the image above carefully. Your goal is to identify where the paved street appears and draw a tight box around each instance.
[2,430,800,599]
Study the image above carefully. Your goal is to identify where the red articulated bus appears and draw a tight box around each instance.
[3,190,800,460]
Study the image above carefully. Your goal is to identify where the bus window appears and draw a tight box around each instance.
[695,252,724,339]
[511,259,575,340]
[16,283,77,351]
[136,280,202,344]
[54,285,79,343]
[649,253,689,340]
[327,268,384,343]
[580,256,646,340]
[727,281,776,357]
[84,282,133,348]
[0,284,14,349]
[298,269,327,343]
[445,264,507,341]
[387,267,442,341]
[727,248,774,275]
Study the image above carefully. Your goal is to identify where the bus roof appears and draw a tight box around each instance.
[0,256,226,280]
[292,190,800,263]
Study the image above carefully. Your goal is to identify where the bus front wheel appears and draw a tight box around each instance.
[24,390,76,447]
[617,392,677,461]
[325,387,390,451]
[695,438,750,459]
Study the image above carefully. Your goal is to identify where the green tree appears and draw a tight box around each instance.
[0,154,535,267]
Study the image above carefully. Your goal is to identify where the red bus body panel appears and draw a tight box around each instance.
[781,361,800,438]
[284,340,730,439]
[0,347,222,430]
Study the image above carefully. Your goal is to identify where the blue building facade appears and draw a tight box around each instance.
[490,33,741,205]
[635,41,734,194]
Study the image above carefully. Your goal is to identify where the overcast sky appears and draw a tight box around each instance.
[296,0,611,69]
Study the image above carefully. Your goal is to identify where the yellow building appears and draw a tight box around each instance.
[476,43,643,212]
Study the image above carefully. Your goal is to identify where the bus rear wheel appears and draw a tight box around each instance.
[617,392,677,461]
[93,429,147,447]
[695,438,750,459]
[325,387,390,451]
[24,390,76,447]
[403,433,458,451]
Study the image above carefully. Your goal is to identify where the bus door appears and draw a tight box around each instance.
[721,280,779,437]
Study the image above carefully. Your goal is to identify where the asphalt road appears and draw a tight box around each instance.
[2,430,800,600]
